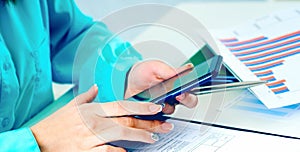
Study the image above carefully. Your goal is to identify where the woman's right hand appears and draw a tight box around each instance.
[31,85,174,152]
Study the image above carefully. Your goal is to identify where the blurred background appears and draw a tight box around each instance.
[74,0,300,29]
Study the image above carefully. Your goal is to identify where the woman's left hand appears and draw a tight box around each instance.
[31,85,173,152]
[125,60,198,114]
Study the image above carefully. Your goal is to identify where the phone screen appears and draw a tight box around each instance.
[131,55,223,105]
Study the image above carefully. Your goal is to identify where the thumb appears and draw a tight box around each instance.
[75,84,98,105]
[176,63,194,74]
[154,63,194,80]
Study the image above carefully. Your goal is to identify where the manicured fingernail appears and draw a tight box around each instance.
[185,63,194,68]
[176,94,185,101]
[149,104,163,113]
[89,84,98,93]
[151,133,159,141]
[162,123,174,131]
[156,75,163,79]
[93,84,98,88]
[94,84,99,92]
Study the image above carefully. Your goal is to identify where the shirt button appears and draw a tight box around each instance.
[3,63,11,71]
[1,117,9,128]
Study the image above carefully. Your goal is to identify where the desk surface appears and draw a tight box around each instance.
[59,0,300,138]
[168,1,300,138]
[171,90,300,138]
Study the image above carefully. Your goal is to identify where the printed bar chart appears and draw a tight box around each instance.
[215,8,300,108]
[220,30,300,95]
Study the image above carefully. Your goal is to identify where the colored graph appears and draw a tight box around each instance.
[220,30,300,95]
[215,8,300,108]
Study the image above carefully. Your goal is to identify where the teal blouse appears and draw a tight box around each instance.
[0,0,141,151]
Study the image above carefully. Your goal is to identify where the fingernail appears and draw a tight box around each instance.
[89,84,97,92]
[92,84,98,93]
[156,75,163,79]
[185,63,194,68]
[151,133,159,141]
[176,94,185,101]
[161,123,174,131]
[149,104,163,113]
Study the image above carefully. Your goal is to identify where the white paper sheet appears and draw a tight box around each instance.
[126,119,300,152]
[213,8,300,108]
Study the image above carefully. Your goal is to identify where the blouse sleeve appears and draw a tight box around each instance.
[0,128,40,151]
[49,0,142,101]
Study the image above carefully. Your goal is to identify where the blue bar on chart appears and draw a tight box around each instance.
[219,30,300,95]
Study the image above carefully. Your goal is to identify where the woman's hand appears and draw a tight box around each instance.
[125,60,198,114]
[31,85,173,152]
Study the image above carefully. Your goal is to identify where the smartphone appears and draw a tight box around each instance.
[130,55,223,106]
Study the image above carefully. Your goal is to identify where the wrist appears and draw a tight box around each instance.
[124,66,133,99]
[30,125,46,151]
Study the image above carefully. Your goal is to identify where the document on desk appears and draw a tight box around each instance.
[126,119,300,152]
[213,8,300,108]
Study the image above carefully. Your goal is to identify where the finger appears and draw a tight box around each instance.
[162,103,175,114]
[100,126,160,144]
[75,85,98,105]
[176,63,194,74]
[152,61,177,80]
[153,62,193,80]
[176,93,198,108]
[115,117,173,133]
[152,63,194,92]
[91,145,126,152]
[91,101,163,117]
